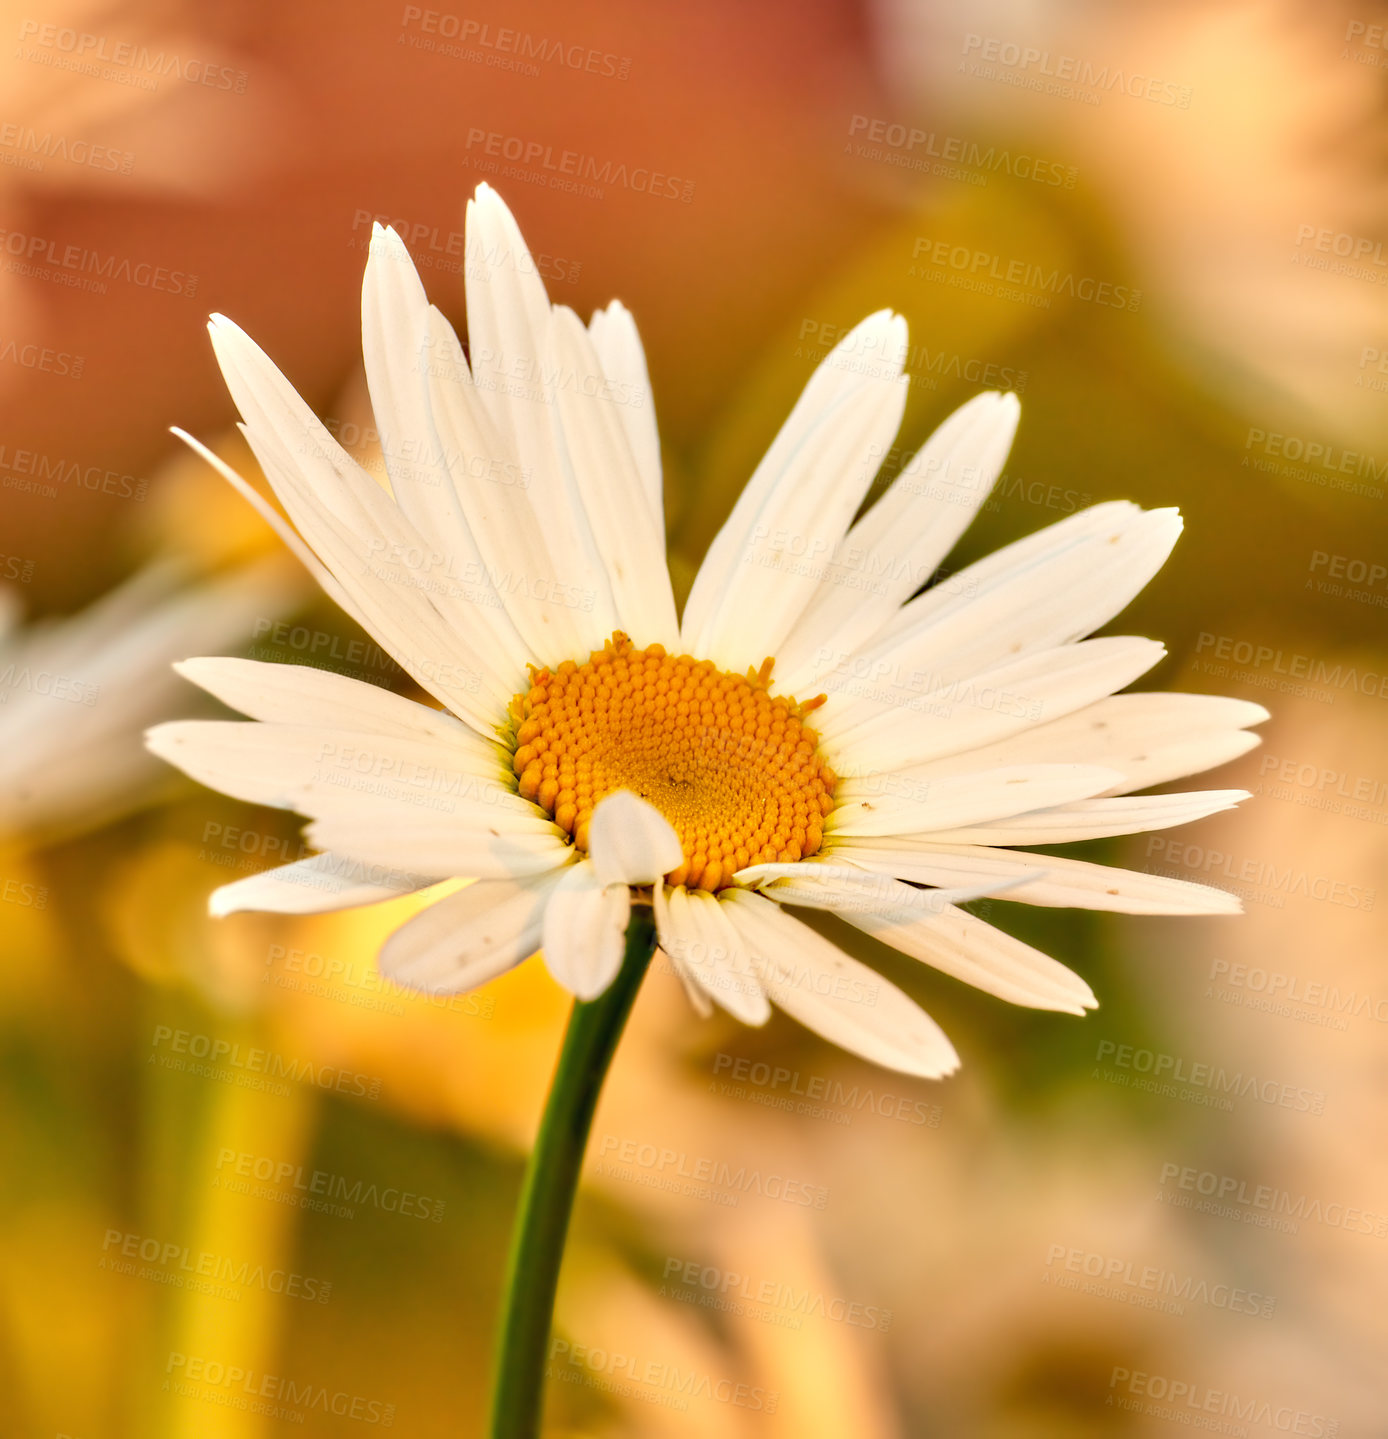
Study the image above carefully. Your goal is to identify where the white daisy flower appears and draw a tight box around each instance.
[146,184,1265,1080]
[1,559,293,845]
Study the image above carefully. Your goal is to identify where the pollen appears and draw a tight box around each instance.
[508,633,837,892]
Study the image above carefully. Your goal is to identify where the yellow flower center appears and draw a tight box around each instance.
[509,633,836,891]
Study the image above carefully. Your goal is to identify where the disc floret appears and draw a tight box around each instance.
[509,633,836,891]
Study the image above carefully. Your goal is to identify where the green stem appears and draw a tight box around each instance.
[489,908,658,1439]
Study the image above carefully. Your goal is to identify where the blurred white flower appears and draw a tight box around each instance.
[0,558,297,843]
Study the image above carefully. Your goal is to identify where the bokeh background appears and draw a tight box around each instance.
[3,0,1387,1434]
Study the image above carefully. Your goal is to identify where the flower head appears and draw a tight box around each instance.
[147,185,1265,1078]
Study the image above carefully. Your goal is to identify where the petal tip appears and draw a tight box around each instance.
[143,721,182,759]
[590,790,682,885]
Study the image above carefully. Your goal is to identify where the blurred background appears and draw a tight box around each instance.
[2,0,1386,1433]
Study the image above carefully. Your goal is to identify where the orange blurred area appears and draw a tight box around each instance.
[2,0,1386,1435]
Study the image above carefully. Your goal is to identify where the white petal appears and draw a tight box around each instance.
[826,637,1166,774]
[652,884,770,1025]
[173,657,498,756]
[545,306,679,646]
[817,504,1178,740]
[150,716,572,879]
[776,391,1018,690]
[719,889,960,1078]
[828,840,1243,914]
[688,889,772,1024]
[681,312,910,670]
[462,186,621,647]
[303,815,571,881]
[215,314,529,699]
[541,861,632,1000]
[920,789,1250,845]
[366,229,591,668]
[588,300,663,523]
[207,315,525,729]
[463,183,561,451]
[885,692,1269,796]
[145,721,524,822]
[859,902,1094,1013]
[171,430,346,605]
[421,305,604,662]
[825,763,1127,838]
[209,851,438,916]
[847,505,1179,707]
[588,790,683,886]
[732,859,1023,912]
[659,946,716,1018]
[362,226,480,556]
[903,498,1140,599]
[883,502,1177,658]
[740,863,1093,1012]
[380,871,566,994]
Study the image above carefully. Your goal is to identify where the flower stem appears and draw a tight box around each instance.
[488,907,658,1439]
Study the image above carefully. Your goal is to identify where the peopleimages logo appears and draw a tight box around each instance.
[101,1230,332,1301]
[1145,834,1376,911]
[1208,958,1388,1027]
[165,1353,396,1426]
[845,115,1077,188]
[1293,223,1388,265]
[349,208,582,287]
[150,1025,383,1100]
[1193,630,1388,707]
[660,1256,893,1331]
[1243,426,1387,483]
[463,128,694,202]
[14,20,249,92]
[399,6,632,80]
[710,1052,940,1127]
[1158,1162,1388,1238]
[0,226,198,295]
[1107,1367,1338,1434]
[796,318,1029,391]
[0,121,135,173]
[1094,1039,1326,1114]
[0,661,99,707]
[0,335,84,377]
[594,1135,829,1209]
[548,1339,778,1413]
[909,237,1140,310]
[1251,751,1388,830]
[214,1148,446,1222]
[0,443,146,499]
[960,34,1193,108]
[1044,1245,1276,1319]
